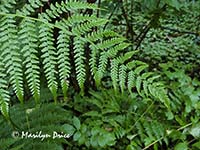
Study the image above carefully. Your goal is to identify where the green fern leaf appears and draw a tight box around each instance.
[107,43,130,58]
[141,72,154,97]
[115,51,136,64]
[0,0,16,13]
[0,59,10,120]
[96,37,126,51]
[111,60,119,92]
[128,71,135,95]
[57,30,71,100]
[39,23,58,102]
[17,0,48,16]
[119,65,127,93]
[19,19,40,103]
[143,121,155,143]
[40,1,98,22]
[134,64,148,75]
[136,76,142,96]
[147,75,161,83]
[74,37,86,94]
[66,0,98,11]
[86,30,119,42]
[89,44,98,76]
[65,14,98,26]
[143,80,149,97]
[94,52,108,86]
[72,18,107,36]
[0,16,24,103]
[126,60,145,70]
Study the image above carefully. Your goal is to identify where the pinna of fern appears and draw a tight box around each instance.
[19,19,40,103]
[0,16,24,103]
[0,57,10,120]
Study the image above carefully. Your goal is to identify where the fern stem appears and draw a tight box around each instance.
[127,102,154,134]
[142,122,193,150]
[0,12,72,35]
[0,12,100,47]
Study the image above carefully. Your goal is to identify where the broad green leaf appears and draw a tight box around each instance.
[98,134,107,147]
[91,126,100,136]
[189,124,200,138]
[192,141,200,149]
[166,0,180,10]
[73,131,81,141]
[73,116,81,130]
[98,132,116,147]
[174,142,188,150]
[83,111,101,117]
[62,124,76,135]
[90,134,99,147]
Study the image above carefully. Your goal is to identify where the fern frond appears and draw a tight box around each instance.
[55,15,103,38]
[119,65,127,93]
[86,30,119,42]
[0,58,10,120]
[19,19,40,103]
[88,32,126,78]
[89,44,98,76]
[110,51,137,92]
[148,82,171,109]
[57,30,71,100]
[143,80,149,97]
[127,71,135,95]
[126,60,146,70]
[136,120,167,146]
[111,60,119,92]
[40,1,98,21]
[134,70,171,109]
[72,18,107,35]
[135,71,151,96]
[92,42,130,86]
[39,23,57,102]
[17,0,48,16]
[74,37,86,94]
[114,51,136,64]
[0,16,24,103]
[63,14,98,27]
[136,76,142,96]
[0,0,16,13]
[107,43,130,58]
[143,120,156,142]
[0,0,166,103]
[65,0,98,11]
[95,37,126,51]
[94,51,108,86]
[135,120,145,140]
[134,64,149,75]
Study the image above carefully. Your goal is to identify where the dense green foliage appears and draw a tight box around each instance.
[0,0,200,149]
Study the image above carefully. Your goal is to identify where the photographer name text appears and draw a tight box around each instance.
[12,131,72,141]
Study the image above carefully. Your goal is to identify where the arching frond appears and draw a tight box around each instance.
[57,29,71,100]
[74,37,86,94]
[0,58,10,120]
[0,16,24,103]
[19,19,40,103]
[39,23,58,102]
